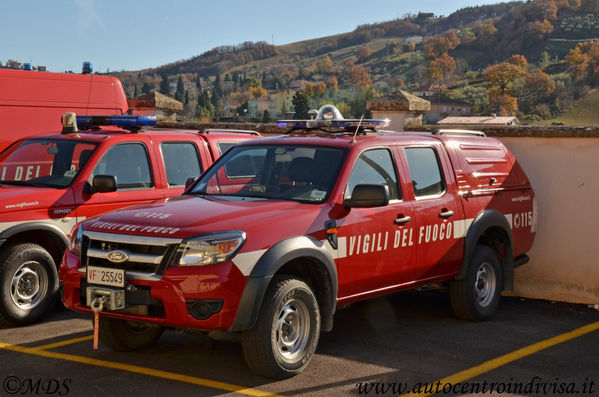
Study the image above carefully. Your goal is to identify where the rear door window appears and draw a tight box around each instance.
[404,147,445,198]
[161,142,202,186]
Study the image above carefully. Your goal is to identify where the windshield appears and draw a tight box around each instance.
[0,139,98,188]
[191,144,346,203]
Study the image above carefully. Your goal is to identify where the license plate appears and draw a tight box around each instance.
[87,266,125,288]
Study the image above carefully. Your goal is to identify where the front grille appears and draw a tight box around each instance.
[82,231,182,275]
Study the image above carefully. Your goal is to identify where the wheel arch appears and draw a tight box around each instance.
[0,223,69,267]
[230,235,338,333]
[457,210,515,290]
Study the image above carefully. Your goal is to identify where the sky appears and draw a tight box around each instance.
[1,0,503,74]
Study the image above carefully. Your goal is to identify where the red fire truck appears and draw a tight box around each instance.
[61,105,536,378]
[0,114,259,325]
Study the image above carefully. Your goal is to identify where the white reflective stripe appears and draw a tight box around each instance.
[0,218,77,237]
[232,249,267,276]
[453,218,474,239]
[504,213,513,229]
[320,236,347,260]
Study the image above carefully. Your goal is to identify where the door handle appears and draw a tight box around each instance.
[394,215,411,225]
[439,210,454,218]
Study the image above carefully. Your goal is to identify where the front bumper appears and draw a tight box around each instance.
[60,250,247,330]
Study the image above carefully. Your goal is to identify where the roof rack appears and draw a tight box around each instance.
[199,128,261,136]
[433,129,486,137]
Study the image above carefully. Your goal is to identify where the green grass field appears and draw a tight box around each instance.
[539,88,599,127]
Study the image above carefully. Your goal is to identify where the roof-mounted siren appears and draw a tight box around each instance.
[277,104,389,132]
[308,109,319,120]
[61,112,79,134]
[75,115,157,132]
[82,62,92,75]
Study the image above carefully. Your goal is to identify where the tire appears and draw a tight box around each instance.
[98,317,164,351]
[0,243,58,326]
[450,245,503,321]
[241,276,321,379]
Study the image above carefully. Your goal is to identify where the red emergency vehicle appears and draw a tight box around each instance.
[0,68,128,151]
[0,114,258,325]
[61,105,536,378]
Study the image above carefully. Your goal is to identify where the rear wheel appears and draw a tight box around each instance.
[242,276,320,379]
[0,243,58,326]
[98,317,164,351]
[450,245,502,321]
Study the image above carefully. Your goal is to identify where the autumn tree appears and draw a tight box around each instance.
[303,81,326,99]
[484,63,527,95]
[313,56,335,75]
[349,64,372,88]
[488,91,519,116]
[426,54,457,84]
[357,46,372,62]
[326,76,338,94]
[509,54,528,70]
[566,40,599,76]
[519,71,556,112]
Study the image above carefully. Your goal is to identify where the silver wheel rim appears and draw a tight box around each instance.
[274,297,310,363]
[475,261,496,307]
[11,261,49,310]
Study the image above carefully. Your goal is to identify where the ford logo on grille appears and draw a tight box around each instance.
[107,250,129,263]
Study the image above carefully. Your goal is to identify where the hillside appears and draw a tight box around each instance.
[540,88,599,126]
[110,0,599,124]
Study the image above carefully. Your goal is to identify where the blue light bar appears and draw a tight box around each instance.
[76,115,157,129]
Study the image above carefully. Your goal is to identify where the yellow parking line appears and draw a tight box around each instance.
[0,342,283,397]
[401,321,599,397]
[33,335,94,351]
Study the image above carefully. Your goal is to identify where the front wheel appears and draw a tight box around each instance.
[450,245,503,321]
[98,317,164,351]
[242,276,321,379]
[0,243,58,326]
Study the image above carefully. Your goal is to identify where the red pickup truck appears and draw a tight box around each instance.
[61,105,536,378]
[0,114,258,325]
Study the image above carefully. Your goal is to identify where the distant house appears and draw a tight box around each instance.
[268,89,296,117]
[366,90,431,131]
[437,115,519,126]
[127,91,183,122]
[411,84,445,97]
[405,36,424,44]
[422,95,473,124]
[289,80,309,90]
[248,89,297,118]
[248,96,271,118]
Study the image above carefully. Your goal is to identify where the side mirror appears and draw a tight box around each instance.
[91,175,117,193]
[344,184,389,208]
[184,176,199,192]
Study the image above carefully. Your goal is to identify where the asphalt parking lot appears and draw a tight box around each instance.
[1,290,598,397]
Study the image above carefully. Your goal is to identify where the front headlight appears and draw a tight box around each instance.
[69,224,83,256]
[177,230,246,266]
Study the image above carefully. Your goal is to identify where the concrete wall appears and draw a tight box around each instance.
[499,137,599,305]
